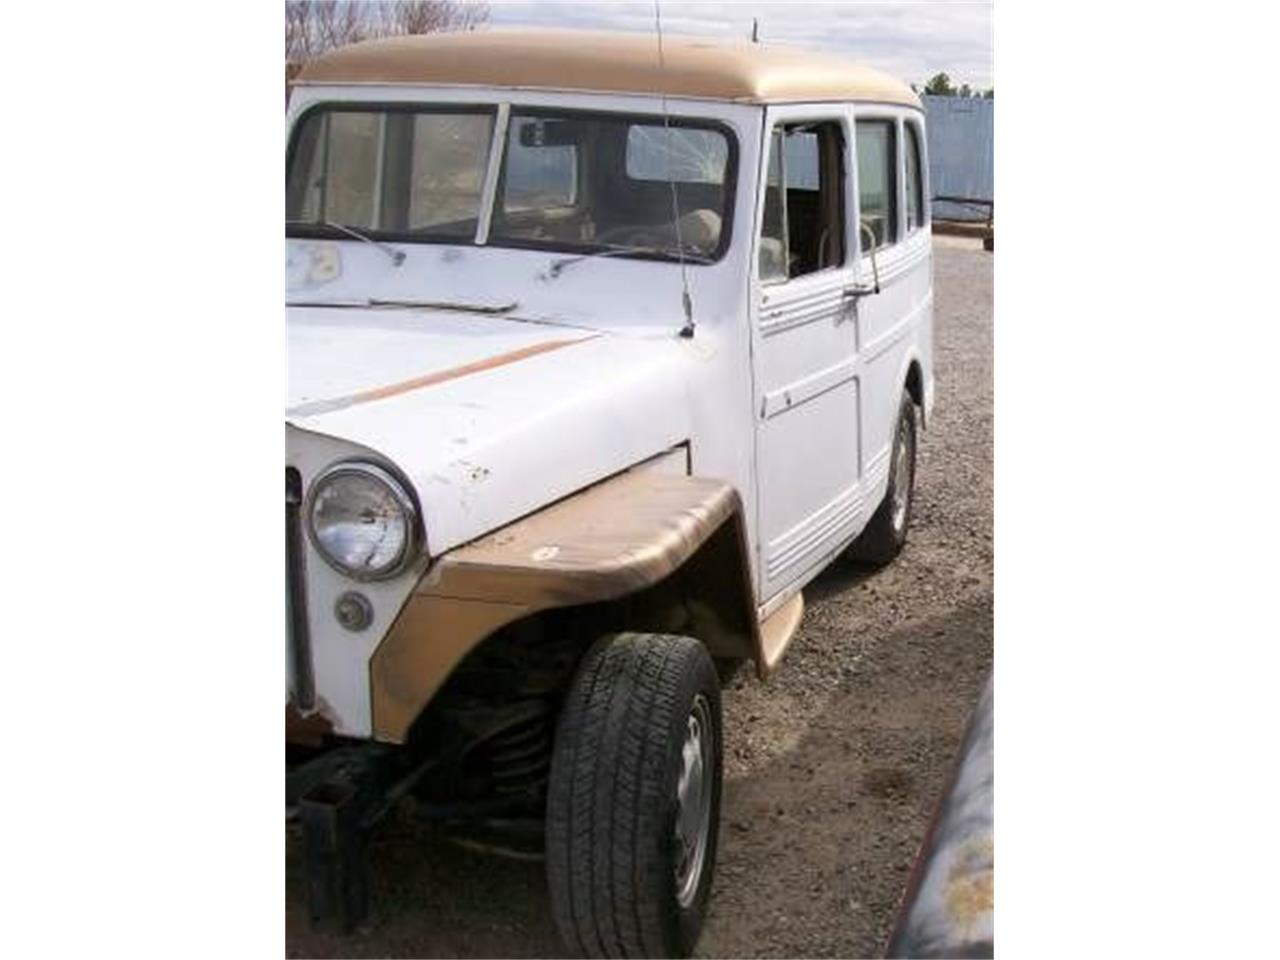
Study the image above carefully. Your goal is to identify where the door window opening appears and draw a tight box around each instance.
[759,121,846,282]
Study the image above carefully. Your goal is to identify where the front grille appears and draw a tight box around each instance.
[286,467,315,710]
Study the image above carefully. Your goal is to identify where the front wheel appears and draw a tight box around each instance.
[546,633,722,958]
[848,390,918,566]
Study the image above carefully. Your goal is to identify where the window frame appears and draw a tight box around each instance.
[757,116,851,288]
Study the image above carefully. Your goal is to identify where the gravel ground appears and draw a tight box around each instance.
[286,240,993,959]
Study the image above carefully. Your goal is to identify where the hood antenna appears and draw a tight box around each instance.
[654,0,695,339]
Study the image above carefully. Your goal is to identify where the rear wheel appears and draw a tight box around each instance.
[848,390,918,566]
[546,633,722,958]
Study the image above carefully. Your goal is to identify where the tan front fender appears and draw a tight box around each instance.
[369,469,763,743]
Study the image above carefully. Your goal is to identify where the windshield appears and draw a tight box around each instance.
[287,106,496,239]
[286,104,736,263]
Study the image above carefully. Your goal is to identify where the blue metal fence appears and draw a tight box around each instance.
[922,95,993,222]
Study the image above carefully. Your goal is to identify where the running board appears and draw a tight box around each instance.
[756,591,804,678]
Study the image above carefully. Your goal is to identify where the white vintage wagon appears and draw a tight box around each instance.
[286,28,933,957]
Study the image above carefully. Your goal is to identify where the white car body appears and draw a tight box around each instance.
[286,43,934,740]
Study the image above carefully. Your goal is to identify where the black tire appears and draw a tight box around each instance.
[848,390,918,566]
[546,633,722,959]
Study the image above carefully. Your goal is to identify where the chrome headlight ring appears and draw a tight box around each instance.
[304,460,421,581]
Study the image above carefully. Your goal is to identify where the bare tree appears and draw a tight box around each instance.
[374,0,489,36]
[286,1,366,65]
[286,1,489,70]
[285,2,311,66]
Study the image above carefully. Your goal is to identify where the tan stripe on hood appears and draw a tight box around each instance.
[287,334,599,418]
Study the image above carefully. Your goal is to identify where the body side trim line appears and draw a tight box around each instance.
[861,291,933,362]
[761,357,858,419]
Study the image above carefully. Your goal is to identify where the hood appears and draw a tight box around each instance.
[287,305,694,555]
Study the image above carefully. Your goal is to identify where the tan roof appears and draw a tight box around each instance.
[295,29,921,108]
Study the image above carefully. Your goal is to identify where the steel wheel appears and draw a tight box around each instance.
[890,407,915,533]
[674,694,713,908]
[847,389,918,566]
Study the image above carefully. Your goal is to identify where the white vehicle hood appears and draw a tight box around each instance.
[286,305,695,555]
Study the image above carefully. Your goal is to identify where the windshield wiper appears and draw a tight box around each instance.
[286,219,405,267]
[368,297,517,314]
[545,244,712,279]
[286,297,518,315]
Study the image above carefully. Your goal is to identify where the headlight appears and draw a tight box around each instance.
[306,461,419,580]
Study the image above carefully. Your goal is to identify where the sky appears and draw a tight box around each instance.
[487,1,993,91]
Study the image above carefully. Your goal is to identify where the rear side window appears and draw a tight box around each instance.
[856,120,897,249]
[904,122,925,232]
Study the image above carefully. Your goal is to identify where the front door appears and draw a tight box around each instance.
[751,105,863,605]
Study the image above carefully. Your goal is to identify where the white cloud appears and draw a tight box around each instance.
[487,0,994,90]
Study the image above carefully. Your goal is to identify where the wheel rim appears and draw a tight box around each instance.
[891,411,913,532]
[674,694,713,908]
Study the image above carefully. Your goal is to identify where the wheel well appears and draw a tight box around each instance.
[400,515,756,805]
[403,513,757,746]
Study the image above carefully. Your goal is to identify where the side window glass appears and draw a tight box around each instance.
[759,129,787,281]
[856,120,898,249]
[904,123,924,232]
[759,121,846,283]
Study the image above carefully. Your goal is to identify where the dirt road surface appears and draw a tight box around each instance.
[286,240,994,958]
